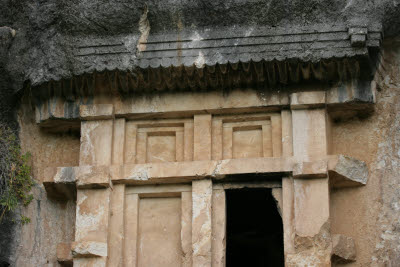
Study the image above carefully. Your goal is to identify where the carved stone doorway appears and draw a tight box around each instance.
[226,188,284,267]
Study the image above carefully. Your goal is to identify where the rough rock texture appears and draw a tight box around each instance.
[1,1,400,266]
[0,95,79,266]
[71,241,107,257]
[287,221,332,266]
[0,0,399,91]
[332,234,356,263]
[330,39,400,266]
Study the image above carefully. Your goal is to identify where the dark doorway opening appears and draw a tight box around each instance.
[226,188,284,267]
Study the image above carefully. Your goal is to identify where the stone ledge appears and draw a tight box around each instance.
[328,155,368,188]
[35,83,375,129]
[43,155,368,192]
[118,157,294,184]
[43,167,77,200]
[80,104,114,120]
[71,241,107,258]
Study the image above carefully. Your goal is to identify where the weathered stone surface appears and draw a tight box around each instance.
[76,166,111,189]
[181,191,193,267]
[118,157,293,184]
[332,234,356,263]
[122,185,191,266]
[34,85,380,128]
[6,39,400,267]
[272,188,283,217]
[3,0,398,91]
[286,221,332,266]
[293,160,328,179]
[123,193,139,266]
[1,2,400,266]
[57,242,73,263]
[192,179,212,267]
[43,167,77,199]
[107,184,125,267]
[328,154,368,188]
[75,189,110,243]
[137,197,182,267]
[212,189,226,267]
[80,105,114,120]
[290,91,326,109]
[72,241,107,257]
[194,114,212,161]
[291,107,332,265]
[80,120,113,166]
[282,177,295,255]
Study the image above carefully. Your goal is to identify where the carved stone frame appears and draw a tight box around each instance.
[44,91,368,267]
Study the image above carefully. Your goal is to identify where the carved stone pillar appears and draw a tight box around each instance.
[285,92,332,266]
[73,105,114,267]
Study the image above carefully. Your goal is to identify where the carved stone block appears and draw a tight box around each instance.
[293,160,328,179]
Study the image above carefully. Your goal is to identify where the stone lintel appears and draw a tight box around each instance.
[57,242,73,265]
[76,166,111,189]
[332,234,356,263]
[43,155,368,188]
[328,154,368,188]
[213,181,281,190]
[71,241,108,258]
[290,91,326,109]
[293,160,328,179]
[36,84,375,130]
[79,104,114,120]
[118,157,294,184]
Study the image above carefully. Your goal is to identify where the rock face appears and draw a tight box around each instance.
[1,1,400,267]
[332,234,356,263]
[0,0,398,90]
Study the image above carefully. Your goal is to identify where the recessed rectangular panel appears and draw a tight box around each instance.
[217,114,279,160]
[137,197,182,267]
[232,127,263,159]
[146,133,176,163]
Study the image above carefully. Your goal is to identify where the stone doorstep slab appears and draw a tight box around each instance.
[43,155,368,196]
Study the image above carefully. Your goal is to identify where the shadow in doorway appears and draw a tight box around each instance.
[226,188,284,267]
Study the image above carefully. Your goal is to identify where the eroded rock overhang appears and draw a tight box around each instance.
[31,22,384,128]
[31,24,382,130]
[5,0,397,129]
[3,0,400,93]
